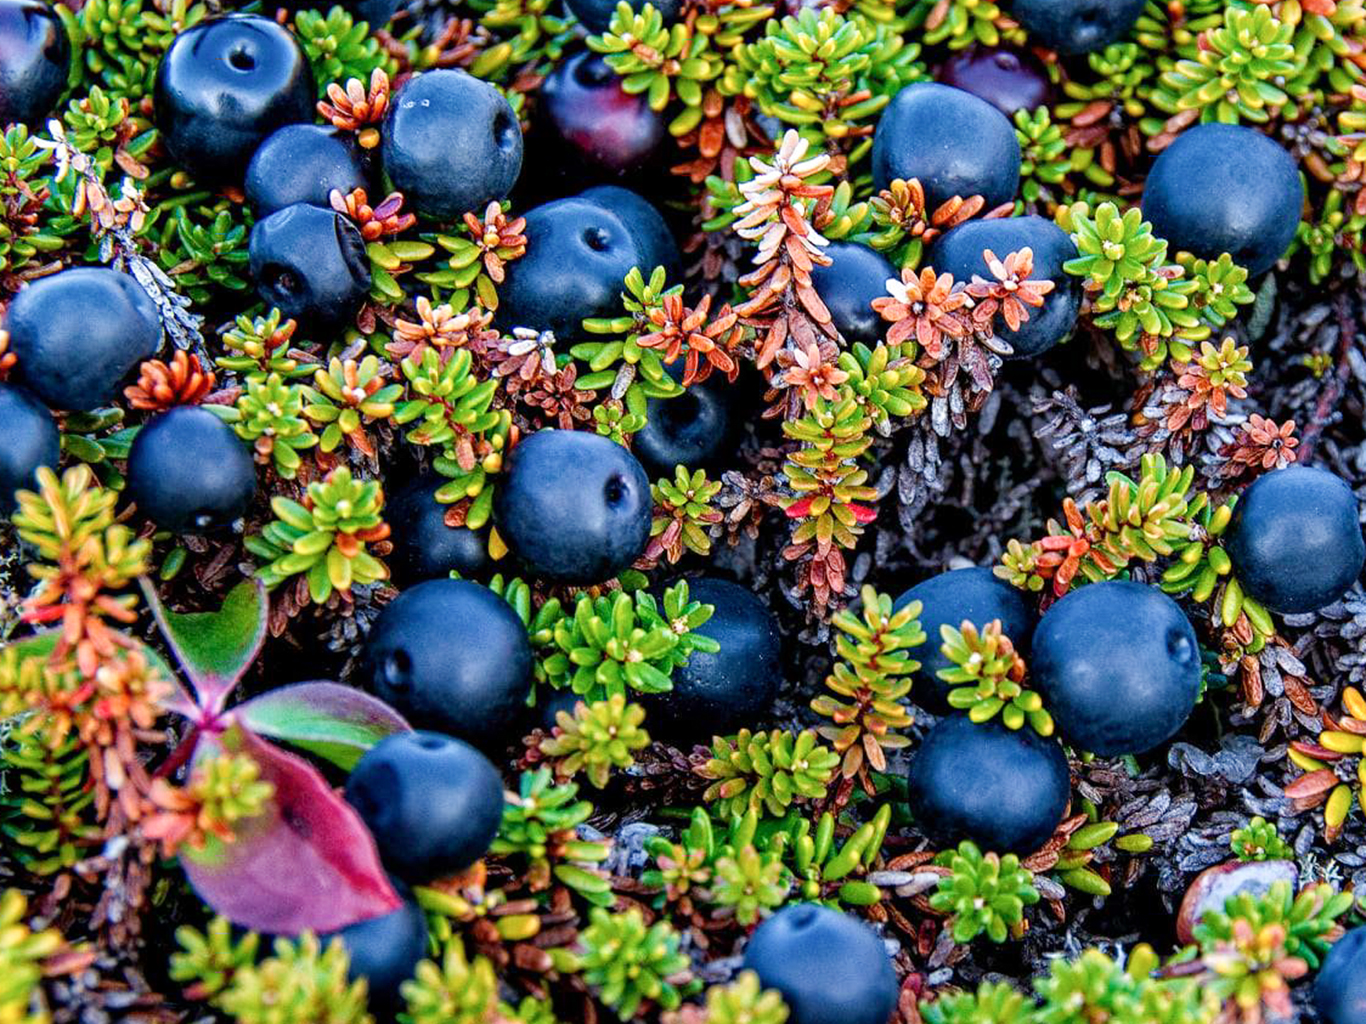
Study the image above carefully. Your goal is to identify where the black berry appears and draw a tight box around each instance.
[578,185,682,282]
[1315,925,1366,1024]
[386,476,492,586]
[0,0,70,126]
[811,242,898,347]
[320,893,428,1009]
[564,0,681,34]
[937,45,1050,116]
[127,407,256,534]
[0,383,59,514]
[245,124,373,217]
[248,203,371,334]
[537,52,668,183]
[633,364,735,478]
[1031,580,1201,756]
[1225,465,1365,615]
[1005,0,1146,55]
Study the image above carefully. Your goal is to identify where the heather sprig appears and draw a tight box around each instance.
[0,724,100,876]
[930,841,1039,944]
[1034,946,1214,1024]
[938,620,1052,736]
[919,980,1037,1024]
[709,844,791,925]
[304,356,403,456]
[647,466,723,564]
[538,694,651,788]
[699,728,840,817]
[232,373,320,479]
[1230,816,1293,862]
[400,937,499,1024]
[218,309,312,380]
[490,768,612,903]
[292,5,393,97]
[576,907,696,1017]
[690,972,789,1024]
[214,932,372,1024]
[0,889,62,1024]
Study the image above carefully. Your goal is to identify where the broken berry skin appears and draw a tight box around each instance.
[0,383,59,514]
[907,713,1070,854]
[245,124,374,217]
[344,730,506,885]
[810,242,899,347]
[871,82,1021,209]
[0,0,70,126]
[126,407,257,534]
[1141,123,1302,279]
[494,428,653,584]
[1031,580,1201,757]
[743,904,898,1024]
[937,45,1051,116]
[1315,925,1366,1024]
[364,579,532,749]
[320,888,428,1009]
[1225,465,1365,615]
[247,202,372,334]
[1005,0,1147,55]
[385,476,491,587]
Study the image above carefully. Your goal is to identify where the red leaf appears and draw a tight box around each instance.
[849,503,878,524]
[784,497,813,519]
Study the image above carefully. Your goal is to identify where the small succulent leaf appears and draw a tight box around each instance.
[7,628,194,716]
[141,579,268,711]
[234,682,413,770]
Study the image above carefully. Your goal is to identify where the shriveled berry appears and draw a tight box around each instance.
[245,123,373,216]
[494,429,651,584]
[248,203,371,333]
[810,242,898,347]
[1225,465,1365,615]
[578,185,682,281]
[0,383,59,514]
[127,407,256,534]
[907,714,1070,853]
[364,579,532,749]
[1315,925,1366,1024]
[0,0,70,126]
[386,476,491,586]
[1006,0,1146,55]
[537,53,668,183]
[344,730,505,884]
[1031,580,1200,756]
[937,45,1051,116]
[321,893,427,1008]
[565,0,681,33]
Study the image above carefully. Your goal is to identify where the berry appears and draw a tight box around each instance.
[1031,580,1200,756]
[245,124,373,217]
[810,242,898,347]
[0,0,70,126]
[893,567,1037,713]
[633,364,734,477]
[1225,465,1365,615]
[579,185,682,282]
[565,0,682,33]
[248,203,371,333]
[4,267,161,411]
[381,70,522,222]
[937,45,1051,116]
[871,82,1020,208]
[907,714,1070,854]
[742,905,897,1024]
[364,579,533,749]
[1315,925,1366,1024]
[154,14,314,183]
[126,407,256,534]
[0,383,58,514]
[1141,123,1301,278]
[495,198,645,344]
[386,476,491,586]
[927,215,1080,357]
[494,429,651,584]
[536,52,668,183]
[646,577,781,743]
[321,894,427,1008]
[1005,0,1146,55]
[344,730,505,884]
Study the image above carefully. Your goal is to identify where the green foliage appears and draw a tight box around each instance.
[304,356,403,454]
[920,980,1037,1024]
[938,620,1052,735]
[1033,947,1215,1024]
[700,729,839,817]
[293,6,393,96]
[710,843,791,925]
[492,768,609,866]
[780,391,877,552]
[468,0,577,83]
[190,752,276,838]
[170,916,262,1001]
[0,722,99,876]
[907,0,1018,50]
[1294,190,1366,285]
[930,841,1039,944]
[588,3,720,133]
[218,309,313,381]
[575,907,695,1017]
[1178,252,1254,332]
[575,265,686,416]
[59,87,147,170]
[1192,880,1352,972]
[837,342,926,429]
[650,466,723,561]
[400,937,499,1024]
[219,932,372,1024]
[0,125,67,276]
[63,0,208,100]
[539,694,650,788]
[1229,816,1293,862]
[698,971,790,1024]
[233,374,320,479]
[0,889,61,1024]
[150,202,253,305]
[1014,107,1070,207]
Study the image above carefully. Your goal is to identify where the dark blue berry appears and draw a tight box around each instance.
[1315,925,1366,1024]
[344,730,505,884]
[364,579,532,749]
[1141,123,1301,278]
[810,242,897,347]
[495,199,643,344]
[494,429,651,584]
[633,363,734,478]
[578,185,682,282]
[742,905,897,1024]
[248,203,371,334]
[1006,0,1146,54]
[564,0,681,34]
[1225,465,1365,615]
[245,124,373,217]
[321,894,427,1008]
[0,383,58,514]
[127,407,256,534]
[4,267,161,411]
[937,45,1051,116]
[381,70,522,222]
[1031,580,1200,756]
[893,567,1037,713]
[0,0,70,126]
[927,216,1080,358]
[646,577,781,744]
[872,82,1020,208]
[537,53,668,182]
[153,14,314,183]
[386,476,491,586]
[907,714,1070,853]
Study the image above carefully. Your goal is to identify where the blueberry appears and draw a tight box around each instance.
[386,476,491,586]
[127,407,256,534]
[810,242,898,347]
[742,905,897,1024]
[578,186,682,282]
[1225,465,1365,615]
[494,429,651,584]
[0,0,70,126]
[495,199,643,344]
[1006,0,1146,54]
[646,577,781,744]
[1031,580,1200,756]
[907,714,1070,853]
[245,124,373,217]
[1141,123,1301,278]
[0,383,58,514]
[937,45,1051,116]
[633,363,734,478]
[321,894,428,1008]
[381,70,522,222]
[564,0,682,34]
[248,203,371,334]
[927,216,1080,357]
[344,730,505,884]
[893,567,1037,713]
[537,53,668,182]
[872,82,1020,208]
[153,14,314,183]
[4,267,161,411]
[1315,925,1366,1024]
[274,0,400,29]
[364,579,532,750]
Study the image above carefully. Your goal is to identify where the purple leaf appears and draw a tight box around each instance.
[180,725,401,935]
[235,682,411,771]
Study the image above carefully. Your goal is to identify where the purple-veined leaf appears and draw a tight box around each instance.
[235,682,411,771]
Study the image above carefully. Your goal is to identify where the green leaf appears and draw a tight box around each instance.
[235,682,411,771]
[140,579,268,707]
